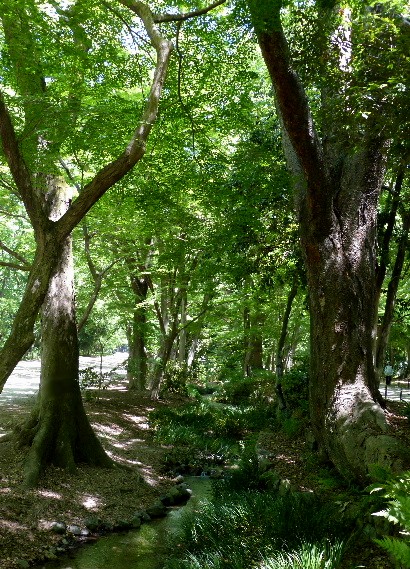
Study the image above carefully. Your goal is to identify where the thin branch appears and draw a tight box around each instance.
[0,261,31,271]
[0,208,29,221]
[176,298,212,335]
[0,240,31,267]
[82,222,99,280]
[154,0,227,23]
[59,158,82,193]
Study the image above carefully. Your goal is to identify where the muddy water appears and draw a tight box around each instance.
[32,477,211,569]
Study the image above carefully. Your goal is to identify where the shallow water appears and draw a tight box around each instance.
[32,477,211,569]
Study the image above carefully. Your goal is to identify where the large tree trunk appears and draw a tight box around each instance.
[247,0,410,482]
[17,184,112,488]
[304,147,405,481]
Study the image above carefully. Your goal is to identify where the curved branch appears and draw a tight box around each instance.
[55,1,173,241]
[246,1,331,238]
[0,240,31,268]
[154,0,227,23]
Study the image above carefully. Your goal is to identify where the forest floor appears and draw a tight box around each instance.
[0,388,183,569]
[0,386,408,569]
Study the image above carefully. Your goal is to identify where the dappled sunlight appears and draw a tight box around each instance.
[139,466,160,487]
[91,423,124,436]
[122,413,150,429]
[36,489,62,500]
[0,519,30,532]
[81,494,103,510]
[276,453,296,465]
[0,487,11,494]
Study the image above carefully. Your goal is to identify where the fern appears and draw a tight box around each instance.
[374,536,410,566]
[368,470,410,566]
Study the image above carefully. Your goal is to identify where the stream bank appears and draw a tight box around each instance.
[30,477,211,569]
[0,389,189,569]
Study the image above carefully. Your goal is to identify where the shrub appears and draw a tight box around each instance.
[161,361,191,395]
[217,370,275,406]
[79,366,114,395]
[281,365,309,414]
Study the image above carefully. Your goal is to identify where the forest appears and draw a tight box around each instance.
[0,0,409,568]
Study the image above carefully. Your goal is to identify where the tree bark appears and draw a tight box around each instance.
[247,0,410,482]
[150,329,178,399]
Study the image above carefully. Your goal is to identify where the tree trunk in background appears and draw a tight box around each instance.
[17,182,112,488]
[244,306,264,376]
[375,208,410,386]
[248,311,264,371]
[406,344,410,379]
[243,305,251,376]
[150,329,177,399]
[248,0,410,482]
[178,292,187,365]
[127,276,149,391]
[275,277,298,412]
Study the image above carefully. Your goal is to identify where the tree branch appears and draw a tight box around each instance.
[0,93,45,229]
[153,0,227,23]
[55,1,173,241]
[246,1,331,238]
[82,222,99,281]
[0,261,31,271]
[0,240,31,268]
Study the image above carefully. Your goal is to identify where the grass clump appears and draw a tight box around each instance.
[261,540,345,569]
[163,485,350,569]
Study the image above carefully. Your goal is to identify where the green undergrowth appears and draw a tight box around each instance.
[150,399,275,473]
[163,481,351,569]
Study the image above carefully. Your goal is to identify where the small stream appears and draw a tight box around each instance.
[32,477,211,569]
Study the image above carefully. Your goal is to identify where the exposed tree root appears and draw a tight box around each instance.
[323,383,410,484]
[17,393,114,489]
